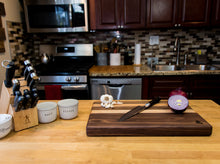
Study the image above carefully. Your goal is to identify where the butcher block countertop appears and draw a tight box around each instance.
[1,100,220,164]
[89,65,220,77]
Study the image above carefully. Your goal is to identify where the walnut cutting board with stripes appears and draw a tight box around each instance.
[86,100,212,136]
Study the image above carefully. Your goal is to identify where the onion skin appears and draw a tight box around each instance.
[169,88,187,98]
[168,89,189,114]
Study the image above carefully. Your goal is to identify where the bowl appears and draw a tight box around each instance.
[58,99,78,120]
[37,102,57,123]
[0,114,12,139]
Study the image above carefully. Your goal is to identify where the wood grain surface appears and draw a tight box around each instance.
[86,101,212,136]
[0,100,220,164]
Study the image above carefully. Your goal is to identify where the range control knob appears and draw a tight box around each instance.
[74,76,80,82]
[65,76,72,82]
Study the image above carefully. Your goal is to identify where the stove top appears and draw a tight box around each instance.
[35,56,94,76]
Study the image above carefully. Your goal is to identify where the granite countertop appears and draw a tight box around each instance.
[89,65,220,77]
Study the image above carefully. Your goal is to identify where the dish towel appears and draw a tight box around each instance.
[44,85,62,100]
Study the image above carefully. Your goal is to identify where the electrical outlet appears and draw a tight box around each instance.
[147,57,158,65]
[149,36,159,45]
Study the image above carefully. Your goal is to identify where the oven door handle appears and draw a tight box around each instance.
[61,84,88,90]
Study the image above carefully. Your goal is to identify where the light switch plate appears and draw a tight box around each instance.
[149,36,159,45]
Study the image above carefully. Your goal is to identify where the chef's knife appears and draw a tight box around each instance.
[119,97,161,122]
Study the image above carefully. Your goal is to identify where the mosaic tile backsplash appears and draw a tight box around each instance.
[6,21,220,74]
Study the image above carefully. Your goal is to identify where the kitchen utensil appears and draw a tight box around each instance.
[1,60,16,88]
[23,90,32,109]
[12,79,20,95]
[41,53,50,64]
[24,66,35,80]
[37,102,57,123]
[0,114,12,139]
[31,92,39,108]
[29,75,40,90]
[14,95,24,112]
[27,72,37,86]
[119,97,161,121]
[58,99,78,120]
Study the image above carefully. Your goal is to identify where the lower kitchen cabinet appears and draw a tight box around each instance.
[142,75,220,100]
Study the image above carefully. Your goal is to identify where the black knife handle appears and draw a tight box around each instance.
[14,91,22,106]
[31,92,39,108]
[12,79,20,95]
[24,66,34,81]
[145,97,161,108]
[15,95,24,112]
[23,94,32,109]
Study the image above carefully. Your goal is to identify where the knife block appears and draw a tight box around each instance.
[0,79,39,131]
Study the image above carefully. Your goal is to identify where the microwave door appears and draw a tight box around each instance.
[28,5,71,28]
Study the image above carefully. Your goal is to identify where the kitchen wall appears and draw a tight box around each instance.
[0,0,21,91]
[26,28,220,66]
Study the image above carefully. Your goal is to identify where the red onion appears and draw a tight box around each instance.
[168,89,189,113]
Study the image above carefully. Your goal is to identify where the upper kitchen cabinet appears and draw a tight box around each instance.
[211,0,220,26]
[147,0,212,28]
[147,0,177,28]
[89,0,146,30]
[178,0,212,27]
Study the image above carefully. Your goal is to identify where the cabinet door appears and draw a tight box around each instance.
[145,76,188,99]
[178,0,212,27]
[121,0,146,29]
[89,0,119,30]
[189,76,220,99]
[146,0,177,28]
[212,0,220,26]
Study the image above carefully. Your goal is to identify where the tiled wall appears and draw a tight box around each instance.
[6,21,220,75]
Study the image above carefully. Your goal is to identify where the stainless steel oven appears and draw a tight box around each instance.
[35,44,94,100]
[23,0,89,33]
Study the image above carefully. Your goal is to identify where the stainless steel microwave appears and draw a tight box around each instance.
[23,0,89,33]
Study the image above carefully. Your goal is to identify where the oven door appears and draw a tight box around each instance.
[37,84,90,100]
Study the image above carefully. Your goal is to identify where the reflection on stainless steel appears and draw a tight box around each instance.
[154,64,220,71]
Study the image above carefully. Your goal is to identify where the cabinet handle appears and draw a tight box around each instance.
[118,25,120,28]
[121,25,124,28]
[174,24,177,27]
[178,24,181,27]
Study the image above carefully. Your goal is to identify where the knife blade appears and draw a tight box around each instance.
[118,97,161,122]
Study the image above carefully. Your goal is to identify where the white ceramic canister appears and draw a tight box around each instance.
[58,99,78,120]
[37,102,57,123]
[110,53,121,66]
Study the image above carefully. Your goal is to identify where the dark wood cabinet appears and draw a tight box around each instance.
[146,0,212,28]
[142,76,188,99]
[178,0,212,27]
[89,0,146,30]
[142,75,220,100]
[211,0,220,26]
[146,0,178,28]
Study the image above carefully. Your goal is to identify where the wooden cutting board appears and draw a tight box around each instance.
[86,100,212,136]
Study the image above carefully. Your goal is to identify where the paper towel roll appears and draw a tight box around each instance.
[134,43,141,65]
[110,53,121,66]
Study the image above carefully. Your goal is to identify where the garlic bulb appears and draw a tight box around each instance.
[100,94,114,108]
